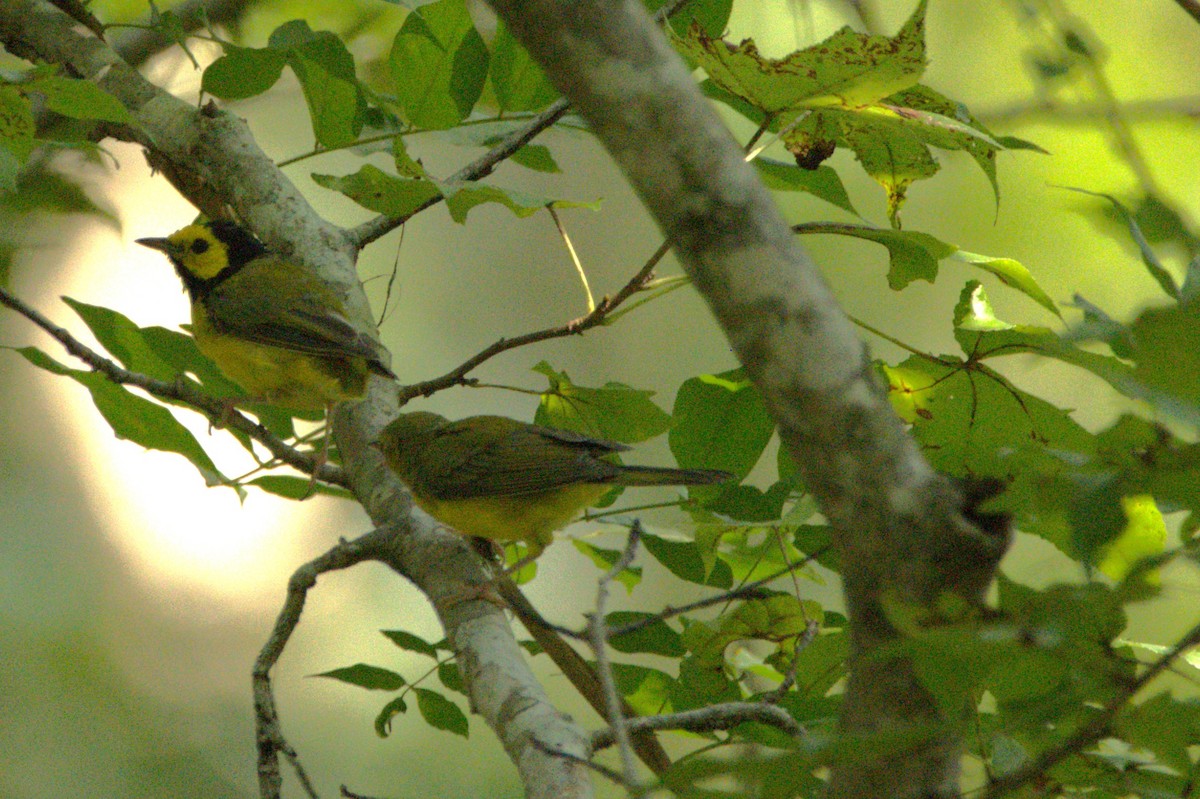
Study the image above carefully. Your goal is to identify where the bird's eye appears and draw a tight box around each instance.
[191,239,210,255]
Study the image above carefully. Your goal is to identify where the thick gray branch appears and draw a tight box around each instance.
[0,4,595,796]
[483,2,1010,797]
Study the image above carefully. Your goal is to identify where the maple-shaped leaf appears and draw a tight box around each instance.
[679,2,1044,226]
[674,0,928,115]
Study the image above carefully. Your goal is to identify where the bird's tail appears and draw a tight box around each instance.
[615,465,732,486]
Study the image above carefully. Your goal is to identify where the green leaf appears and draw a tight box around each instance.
[27,77,133,124]
[414,687,469,736]
[246,475,349,500]
[389,0,489,129]
[62,297,178,380]
[290,52,363,148]
[671,368,774,478]
[674,1,927,113]
[442,183,598,224]
[952,282,1135,400]
[1129,299,1200,408]
[753,158,856,215]
[1094,494,1166,584]
[788,629,848,697]
[437,662,465,694]
[640,530,732,588]
[15,347,228,488]
[704,482,791,522]
[571,539,642,591]
[313,663,406,690]
[880,352,1095,481]
[682,594,819,671]
[1118,693,1199,775]
[312,165,441,218]
[381,629,440,658]
[951,251,1058,317]
[606,611,685,657]
[202,46,287,99]
[374,694,408,736]
[1067,475,1126,566]
[610,663,675,716]
[507,144,560,174]
[490,20,557,112]
[795,223,952,289]
[656,0,733,37]
[533,362,671,443]
[672,652,741,710]
[273,22,365,148]
[0,85,35,158]
[1064,187,1179,300]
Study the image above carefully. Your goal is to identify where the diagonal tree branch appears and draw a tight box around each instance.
[0,285,343,485]
[0,4,613,796]
[482,2,1011,797]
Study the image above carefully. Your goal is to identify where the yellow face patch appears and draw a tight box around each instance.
[168,224,232,280]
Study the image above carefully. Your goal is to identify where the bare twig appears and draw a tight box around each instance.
[396,240,670,404]
[548,205,594,312]
[253,528,399,799]
[602,545,833,641]
[0,285,345,486]
[592,701,808,751]
[979,95,1200,125]
[111,0,251,68]
[349,98,572,250]
[587,523,647,786]
[529,737,629,785]
[348,0,695,251]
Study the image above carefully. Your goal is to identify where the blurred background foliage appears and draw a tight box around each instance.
[2,1,1199,796]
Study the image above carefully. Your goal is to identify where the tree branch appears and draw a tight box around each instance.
[1173,0,1200,25]
[481,2,1011,797]
[0,285,344,486]
[397,240,668,404]
[254,528,399,799]
[0,5,607,796]
[349,99,572,250]
[591,701,807,751]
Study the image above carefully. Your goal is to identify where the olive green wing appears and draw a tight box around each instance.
[206,257,393,375]
[417,418,630,500]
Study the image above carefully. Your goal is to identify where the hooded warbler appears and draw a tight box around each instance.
[376,411,731,558]
[137,220,395,410]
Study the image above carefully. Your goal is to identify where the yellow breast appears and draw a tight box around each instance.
[191,303,368,409]
[410,483,612,553]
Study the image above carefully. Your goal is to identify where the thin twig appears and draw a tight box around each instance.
[587,522,647,787]
[548,204,594,312]
[529,736,629,785]
[253,528,399,799]
[981,617,1200,799]
[592,701,808,751]
[396,240,670,404]
[350,98,573,249]
[347,0,696,250]
[601,544,833,641]
[0,285,345,486]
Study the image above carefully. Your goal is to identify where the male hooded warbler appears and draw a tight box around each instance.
[376,411,732,558]
[137,220,395,410]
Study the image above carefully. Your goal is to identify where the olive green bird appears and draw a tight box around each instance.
[377,411,732,558]
[137,220,395,410]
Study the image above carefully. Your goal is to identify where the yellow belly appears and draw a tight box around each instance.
[192,305,368,409]
[412,483,611,555]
